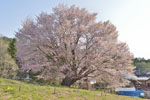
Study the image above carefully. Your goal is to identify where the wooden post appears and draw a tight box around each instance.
[19,81,22,92]
[19,85,21,92]
[53,87,56,94]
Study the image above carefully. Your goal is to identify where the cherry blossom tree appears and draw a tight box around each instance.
[16,4,134,87]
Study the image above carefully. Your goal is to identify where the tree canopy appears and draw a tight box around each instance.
[8,38,17,59]
[134,57,150,76]
[16,4,134,87]
[0,37,18,78]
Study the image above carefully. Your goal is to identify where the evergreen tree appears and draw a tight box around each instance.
[0,37,18,78]
[8,38,17,59]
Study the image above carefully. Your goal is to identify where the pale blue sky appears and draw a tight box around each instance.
[1,0,150,58]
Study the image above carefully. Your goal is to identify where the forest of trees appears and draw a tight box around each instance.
[0,4,136,89]
[134,57,150,76]
[0,36,18,78]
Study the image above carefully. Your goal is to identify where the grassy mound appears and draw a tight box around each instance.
[0,78,148,100]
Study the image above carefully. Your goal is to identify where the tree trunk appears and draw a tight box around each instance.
[61,76,78,87]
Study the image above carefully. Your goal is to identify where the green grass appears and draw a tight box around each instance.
[0,78,148,100]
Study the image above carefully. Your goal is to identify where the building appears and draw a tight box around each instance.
[116,74,150,98]
[125,74,150,90]
[130,77,150,90]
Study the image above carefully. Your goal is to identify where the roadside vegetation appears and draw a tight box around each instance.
[0,78,148,100]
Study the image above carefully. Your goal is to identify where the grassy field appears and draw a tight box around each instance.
[0,78,148,100]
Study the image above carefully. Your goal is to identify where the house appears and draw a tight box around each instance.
[130,77,150,90]
[125,74,150,90]
[115,74,150,98]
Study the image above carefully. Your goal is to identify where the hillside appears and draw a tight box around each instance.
[0,78,148,100]
[0,37,18,79]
